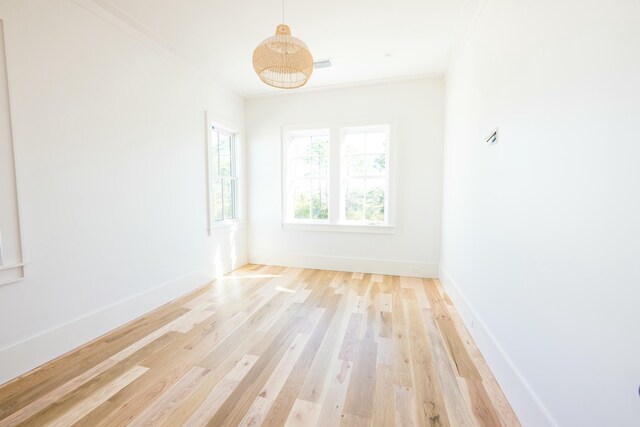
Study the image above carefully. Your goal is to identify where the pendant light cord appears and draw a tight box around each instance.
[282,0,285,24]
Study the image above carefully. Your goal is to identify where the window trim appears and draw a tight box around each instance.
[339,124,391,225]
[281,119,397,232]
[206,112,245,235]
[282,127,331,224]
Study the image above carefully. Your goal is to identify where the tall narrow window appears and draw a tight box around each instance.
[210,126,237,223]
[285,129,330,222]
[341,125,389,224]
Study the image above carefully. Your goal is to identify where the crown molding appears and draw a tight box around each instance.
[245,72,445,100]
[70,0,245,99]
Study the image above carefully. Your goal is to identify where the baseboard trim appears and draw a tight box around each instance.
[0,271,214,386]
[439,266,558,427]
[248,253,438,278]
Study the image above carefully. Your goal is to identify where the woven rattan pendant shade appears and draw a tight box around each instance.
[252,24,313,89]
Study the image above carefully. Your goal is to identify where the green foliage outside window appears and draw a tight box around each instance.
[291,135,329,221]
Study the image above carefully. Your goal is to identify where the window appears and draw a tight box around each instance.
[286,129,330,221]
[208,121,240,229]
[341,126,389,223]
[283,123,392,230]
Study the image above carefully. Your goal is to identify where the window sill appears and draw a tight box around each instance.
[0,262,26,287]
[209,221,245,235]
[282,222,395,234]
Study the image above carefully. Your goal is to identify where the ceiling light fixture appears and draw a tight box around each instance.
[252,0,313,89]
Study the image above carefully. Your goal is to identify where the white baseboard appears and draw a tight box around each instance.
[248,253,438,278]
[0,271,214,386]
[439,266,558,427]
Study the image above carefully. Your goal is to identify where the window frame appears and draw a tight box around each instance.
[281,120,396,233]
[206,112,244,234]
[282,127,331,224]
[339,124,391,225]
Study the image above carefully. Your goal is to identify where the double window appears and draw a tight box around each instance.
[283,123,392,228]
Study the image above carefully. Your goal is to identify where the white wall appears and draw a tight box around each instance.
[246,78,444,277]
[0,0,246,384]
[441,0,640,426]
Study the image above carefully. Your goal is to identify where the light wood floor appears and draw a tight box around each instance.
[0,265,520,427]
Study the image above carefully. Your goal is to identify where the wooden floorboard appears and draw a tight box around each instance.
[0,265,520,426]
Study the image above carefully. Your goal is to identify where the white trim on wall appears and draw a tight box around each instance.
[281,223,395,234]
[249,252,438,278]
[439,265,558,427]
[0,271,212,386]
[0,19,26,287]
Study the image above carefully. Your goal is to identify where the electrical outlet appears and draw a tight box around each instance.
[410,267,420,274]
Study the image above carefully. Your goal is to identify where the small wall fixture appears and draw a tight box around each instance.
[486,128,498,146]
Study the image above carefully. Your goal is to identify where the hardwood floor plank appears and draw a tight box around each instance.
[0,305,187,418]
[405,299,450,427]
[181,355,260,426]
[204,274,330,427]
[0,358,118,427]
[424,279,451,321]
[338,313,363,361]
[421,309,476,427]
[446,297,521,426]
[260,332,315,401]
[95,293,273,426]
[6,331,177,427]
[376,336,394,366]
[45,365,148,427]
[284,398,321,427]
[360,291,378,341]
[378,292,392,313]
[261,289,341,426]
[379,310,393,338]
[126,366,210,426]
[392,275,413,387]
[372,363,395,427]
[110,305,213,363]
[343,339,378,419]
[297,287,353,403]
[340,413,371,426]
[394,385,418,427]
[224,354,261,382]
[436,319,481,380]
[185,299,308,426]
[0,267,519,427]
[315,358,353,425]
[371,274,383,283]
[464,379,504,427]
[238,395,273,426]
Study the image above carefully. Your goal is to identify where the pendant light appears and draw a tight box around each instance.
[252,0,313,89]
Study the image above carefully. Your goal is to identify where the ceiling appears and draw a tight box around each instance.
[100,0,480,96]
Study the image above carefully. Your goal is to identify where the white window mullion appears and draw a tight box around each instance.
[329,126,341,224]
